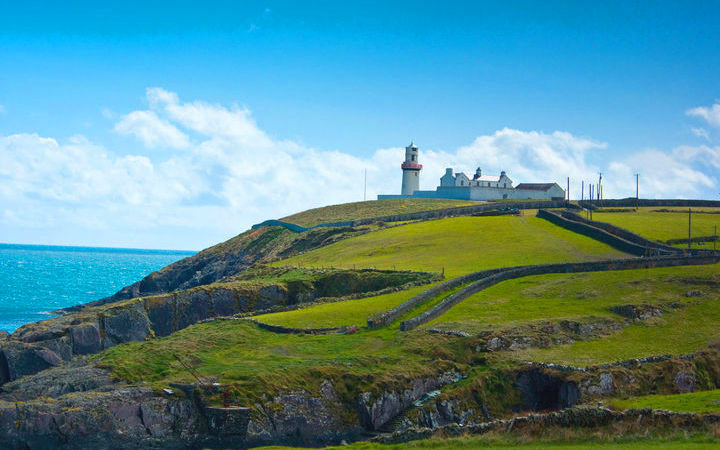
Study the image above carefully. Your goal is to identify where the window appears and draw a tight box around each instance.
[412,155,416,161]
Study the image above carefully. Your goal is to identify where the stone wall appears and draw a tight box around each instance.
[367,268,507,328]
[537,209,657,256]
[400,254,719,331]
[580,198,720,209]
[256,200,571,232]
[559,210,681,254]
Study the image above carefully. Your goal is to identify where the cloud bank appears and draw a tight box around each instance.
[0,88,717,249]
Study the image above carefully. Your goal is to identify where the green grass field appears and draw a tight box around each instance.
[611,389,720,414]
[96,319,465,404]
[425,264,720,336]
[255,284,430,329]
[281,198,479,227]
[274,215,626,278]
[260,434,720,449]
[592,207,720,246]
[509,271,720,365]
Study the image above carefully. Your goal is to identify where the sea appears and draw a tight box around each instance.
[0,243,195,333]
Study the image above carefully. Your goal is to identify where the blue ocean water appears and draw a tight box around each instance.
[0,243,195,333]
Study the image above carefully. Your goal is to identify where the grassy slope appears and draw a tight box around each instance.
[261,435,719,449]
[592,207,720,245]
[611,389,720,414]
[255,284,430,328]
[282,198,479,227]
[425,264,720,335]
[504,265,720,366]
[97,320,466,403]
[257,214,624,329]
[273,215,626,278]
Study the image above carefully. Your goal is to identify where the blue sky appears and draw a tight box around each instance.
[1,1,719,249]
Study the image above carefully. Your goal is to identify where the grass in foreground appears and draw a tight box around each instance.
[273,215,626,278]
[259,431,720,449]
[591,207,720,246]
[611,389,720,414]
[425,264,720,336]
[281,198,479,227]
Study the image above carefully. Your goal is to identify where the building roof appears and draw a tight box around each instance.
[474,175,501,182]
[515,183,558,191]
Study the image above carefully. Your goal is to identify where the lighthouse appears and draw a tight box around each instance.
[400,141,422,195]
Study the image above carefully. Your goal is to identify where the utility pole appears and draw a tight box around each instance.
[567,177,570,204]
[581,180,584,203]
[688,208,692,250]
[635,173,639,210]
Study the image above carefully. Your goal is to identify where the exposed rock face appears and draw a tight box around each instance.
[0,387,203,450]
[356,371,460,430]
[610,304,663,321]
[103,301,153,348]
[0,342,61,384]
[373,406,720,446]
[0,360,254,449]
[247,386,361,446]
[0,359,113,401]
[477,318,624,352]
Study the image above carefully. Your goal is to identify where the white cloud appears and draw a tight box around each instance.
[114,110,190,149]
[691,127,710,141]
[1,88,718,249]
[687,102,720,128]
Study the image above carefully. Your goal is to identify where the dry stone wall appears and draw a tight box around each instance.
[400,255,719,331]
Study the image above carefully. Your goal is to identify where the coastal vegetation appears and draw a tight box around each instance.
[2,200,720,448]
[281,198,478,227]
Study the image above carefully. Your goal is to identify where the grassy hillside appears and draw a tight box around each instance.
[425,264,720,336]
[97,319,465,407]
[512,297,720,366]
[274,215,626,278]
[611,389,720,414]
[591,207,720,246]
[263,435,719,449]
[281,198,479,227]
[255,284,430,329]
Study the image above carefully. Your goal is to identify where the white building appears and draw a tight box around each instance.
[378,143,565,201]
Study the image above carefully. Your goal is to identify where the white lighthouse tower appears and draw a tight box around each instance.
[401,141,422,195]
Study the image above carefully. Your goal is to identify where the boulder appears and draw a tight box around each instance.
[102,302,152,348]
[0,359,113,401]
[70,323,102,355]
[0,342,60,384]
